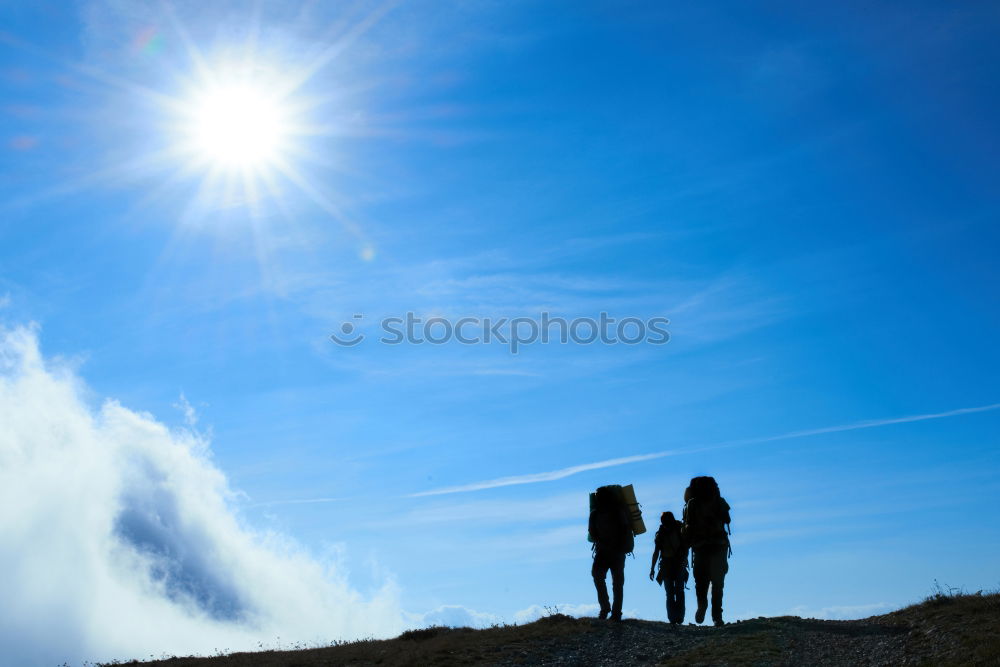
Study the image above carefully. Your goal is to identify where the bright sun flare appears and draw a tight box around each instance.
[189,84,288,168]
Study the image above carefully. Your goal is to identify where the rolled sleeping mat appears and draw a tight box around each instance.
[621,483,646,535]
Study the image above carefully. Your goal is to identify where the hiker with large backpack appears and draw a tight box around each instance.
[682,476,731,626]
[649,511,688,625]
[588,485,634,621]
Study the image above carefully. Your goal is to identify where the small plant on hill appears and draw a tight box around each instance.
[925,579,966,604]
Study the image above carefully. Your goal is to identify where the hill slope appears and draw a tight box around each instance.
[118,593,998,666]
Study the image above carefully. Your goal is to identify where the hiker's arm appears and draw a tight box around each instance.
[649,544,659,579]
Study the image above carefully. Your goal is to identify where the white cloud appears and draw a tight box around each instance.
[410,602,612,628]
[788,602,894,620]
[0,326,406,666]
[513,603,601,623]
[415,605,501,628]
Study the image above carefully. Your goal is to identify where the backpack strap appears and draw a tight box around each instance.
[722,497,732,554]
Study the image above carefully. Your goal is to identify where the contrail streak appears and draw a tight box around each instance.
[411,401,1000,497]
[410,453,672,497]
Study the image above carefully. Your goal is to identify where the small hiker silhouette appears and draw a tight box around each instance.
[588,485,633,621]
[650,510,689,625]
[682,476,731,626]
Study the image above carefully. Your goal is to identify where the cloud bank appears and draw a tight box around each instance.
[0,326,405,666]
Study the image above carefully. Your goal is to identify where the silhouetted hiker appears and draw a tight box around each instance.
[682,476,731,626]
[589,485,633,621]
[649,511,688,625]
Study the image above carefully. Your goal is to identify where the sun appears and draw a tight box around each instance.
[153,48,372,258]
[186,83,290,169]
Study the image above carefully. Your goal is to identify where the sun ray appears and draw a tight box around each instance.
[277,0,399,98]
[0,28,182,112]
[160,1,215,89]
[270,156,367,241]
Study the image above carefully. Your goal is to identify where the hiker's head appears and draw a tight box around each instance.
[661,511,676,525]
[595,486,616,510]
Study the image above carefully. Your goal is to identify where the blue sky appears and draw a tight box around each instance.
[1,1,999,663]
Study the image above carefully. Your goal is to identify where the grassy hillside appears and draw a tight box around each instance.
[110,592,999,666]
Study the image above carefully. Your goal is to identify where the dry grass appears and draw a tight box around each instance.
[881,588,1000,666]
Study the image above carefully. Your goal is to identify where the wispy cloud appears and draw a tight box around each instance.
[171,392,199,427]
[397,492,583,525]
[471,367,543,378]
[413,402,1000,496]
[248,497,347,508]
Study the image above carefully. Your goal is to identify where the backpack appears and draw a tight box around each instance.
[589,485,636,554]
[681,476,731,548]
[655,520,685,559]
[654,520,689,584]
[619,507,635,555]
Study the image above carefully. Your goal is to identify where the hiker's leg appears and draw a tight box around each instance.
[591,552,611,614]
[668,576,685,624]
[692,549,709,622]
[680,566,689,623]
[664,579,672,620]
[609,552,625,619]
[665,577,676,622]
[679,565,689,623]
[710,546,729,624]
